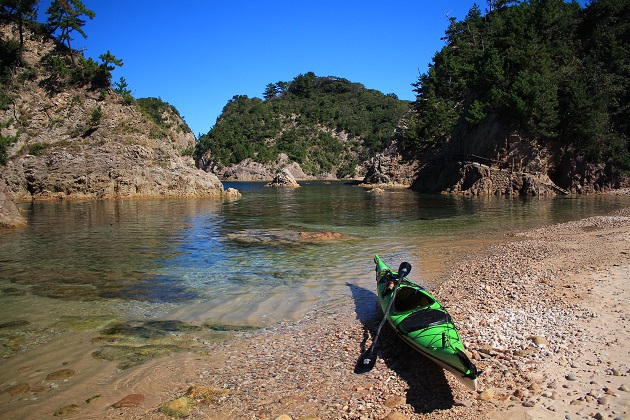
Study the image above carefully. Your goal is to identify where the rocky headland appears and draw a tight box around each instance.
[0,23,231,217]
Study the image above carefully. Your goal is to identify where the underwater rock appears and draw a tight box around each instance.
[4,383,30,396]
[227,228,346,246]
[160,396,190,417]
[53,404,80,417]
[112,393,145,408]
[46,369,75,381]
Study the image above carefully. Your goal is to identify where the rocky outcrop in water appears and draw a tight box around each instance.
[2,147,225,200]
[199,153,327,182]
[265,168,300,187]
[0,23,230,201]
[445,163,567,196]
[361,152,419,187]
[0,180,25,227]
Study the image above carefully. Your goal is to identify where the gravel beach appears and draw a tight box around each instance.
[3,208,629,420]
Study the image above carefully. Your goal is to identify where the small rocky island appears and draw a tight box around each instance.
[265,168,301,188]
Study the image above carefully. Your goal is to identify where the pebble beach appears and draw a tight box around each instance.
[2,207,629,419]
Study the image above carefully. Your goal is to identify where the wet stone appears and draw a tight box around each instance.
[4,383,30,396]
[529,336,549,346]
[160,396,190,417]
[384,395,406,408]
[46,369,76,381]
[53,404,80,417]
[113,393,144,408]
[477,389,495,401]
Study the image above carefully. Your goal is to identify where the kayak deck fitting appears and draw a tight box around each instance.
[373,254,479,391]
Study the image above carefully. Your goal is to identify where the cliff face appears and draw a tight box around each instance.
[0,23,226,202]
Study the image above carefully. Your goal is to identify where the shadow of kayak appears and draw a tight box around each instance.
[346,282,456,414]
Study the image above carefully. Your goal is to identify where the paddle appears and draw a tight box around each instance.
[355,261,411,373]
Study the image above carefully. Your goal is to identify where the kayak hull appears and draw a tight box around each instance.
[374,255,478,391]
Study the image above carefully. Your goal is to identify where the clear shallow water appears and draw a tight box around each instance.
[1,182,629,328]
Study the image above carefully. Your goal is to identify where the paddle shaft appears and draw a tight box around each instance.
[368,281,400,352]
[363,262,411,364]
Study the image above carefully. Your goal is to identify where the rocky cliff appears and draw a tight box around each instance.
[0,23,228,206]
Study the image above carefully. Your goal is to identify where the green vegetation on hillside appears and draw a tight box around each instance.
[195,72,409,177]
[136,97,193,138]
[0,0,193,164]
[404,0,629,171]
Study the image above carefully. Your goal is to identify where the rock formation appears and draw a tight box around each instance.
[360,138,420,187]
[265,168,300,187]
[0,22,232,202]
[0,180,25,227]
[198,153,332,182]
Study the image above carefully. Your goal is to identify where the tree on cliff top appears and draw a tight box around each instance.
[0,0,39,60]
[46,0,95,62]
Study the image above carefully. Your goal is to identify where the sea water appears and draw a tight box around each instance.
[1,182,628,331]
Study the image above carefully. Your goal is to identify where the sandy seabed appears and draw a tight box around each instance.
[1,208,629,420]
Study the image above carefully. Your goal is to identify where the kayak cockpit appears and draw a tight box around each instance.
[391,286,434,312]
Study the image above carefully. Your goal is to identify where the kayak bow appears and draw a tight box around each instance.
[374,254,479,391]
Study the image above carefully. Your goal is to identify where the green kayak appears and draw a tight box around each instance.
[374,254,479,391]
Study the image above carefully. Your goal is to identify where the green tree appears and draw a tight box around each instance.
[263,83,277,100]
[0,118,18,165]
[405,0,628,174]
[0,0,39,60]
[46,0,95,62]
[114,76,133,104]
[99,50,123,72]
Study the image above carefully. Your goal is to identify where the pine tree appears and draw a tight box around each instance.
[46,0,95,62]
[0,0,38,60]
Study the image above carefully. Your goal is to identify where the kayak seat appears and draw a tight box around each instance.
[393,287,434,312]
[399,308,452,332]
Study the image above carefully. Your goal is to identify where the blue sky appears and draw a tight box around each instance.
[37,1,573,137]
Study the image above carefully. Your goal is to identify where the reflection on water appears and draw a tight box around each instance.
[1,183,629,328]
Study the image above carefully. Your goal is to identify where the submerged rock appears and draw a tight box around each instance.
[185,385,230,403]
[53,404,80,417]
[46,369,75,381]
[4,383,30,396]
[160,396,190,417]
[112,394,145,408]
[227,229,347,246]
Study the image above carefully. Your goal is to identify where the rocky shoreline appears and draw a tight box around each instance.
[79,208,629,420]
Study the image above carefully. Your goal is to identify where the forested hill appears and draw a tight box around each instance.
[403,0,629,192]
[196,0,628,192]
[194,73,409,178]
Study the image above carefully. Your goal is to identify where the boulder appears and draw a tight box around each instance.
[266,168,300,187]
[0,180,25,227]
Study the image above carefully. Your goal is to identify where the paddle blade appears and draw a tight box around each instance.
[354,346,377,374]
[397,262,411,279]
